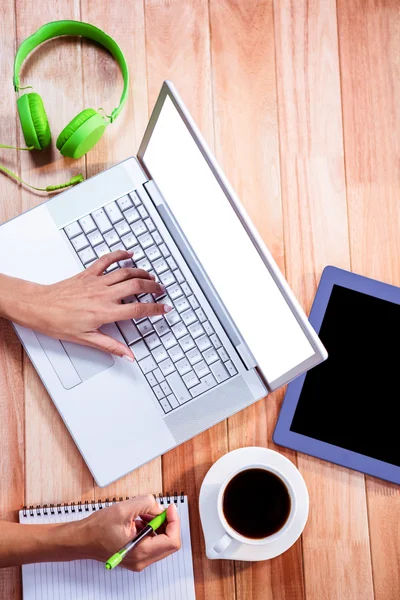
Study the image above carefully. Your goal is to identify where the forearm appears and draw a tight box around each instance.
[0,274,44,327]
[0,520,86,568]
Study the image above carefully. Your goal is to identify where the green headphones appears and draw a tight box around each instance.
[14,20,129,159]
[0,20,129,191]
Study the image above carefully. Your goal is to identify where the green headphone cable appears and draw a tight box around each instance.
[0,164,83,192]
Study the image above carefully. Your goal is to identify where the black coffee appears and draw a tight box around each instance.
[222,468,291,539]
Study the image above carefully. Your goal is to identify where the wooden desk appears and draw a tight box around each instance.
[1,1,399,598]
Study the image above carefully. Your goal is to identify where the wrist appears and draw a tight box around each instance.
[0,274,46,327]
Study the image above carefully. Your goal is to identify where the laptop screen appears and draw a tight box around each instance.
[139,92,315,384]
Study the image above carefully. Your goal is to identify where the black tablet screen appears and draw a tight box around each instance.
[290,284,400,466]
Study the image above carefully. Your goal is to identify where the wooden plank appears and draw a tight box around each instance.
[15,1,94,507]
[80,0,162,501]
[209,1,304,598]
[0,3,25,597]
[336,1,400,598]
[144,1,235,598]
[274,1,374,599]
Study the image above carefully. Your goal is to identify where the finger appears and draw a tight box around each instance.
[81,330,134,361]
[104,267,155,286]
[115,301,172,322]
[87,250,133,275]
[133,504,181,558]
[111,279,165,301]
[118,495,161,521]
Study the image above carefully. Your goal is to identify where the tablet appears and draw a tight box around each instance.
[273,266,400,485]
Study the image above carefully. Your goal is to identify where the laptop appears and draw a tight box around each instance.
[0,81,327,487]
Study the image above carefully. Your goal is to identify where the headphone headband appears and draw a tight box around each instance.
[13,20,129,122]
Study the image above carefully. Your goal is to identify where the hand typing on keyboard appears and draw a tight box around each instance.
[0,250,171,361]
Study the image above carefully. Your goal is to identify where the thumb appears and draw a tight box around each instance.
[82,330,134,361]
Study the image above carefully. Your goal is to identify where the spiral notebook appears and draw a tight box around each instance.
[19,494,196,600]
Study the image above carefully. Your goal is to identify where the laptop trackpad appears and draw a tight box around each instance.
[36,333,115,390]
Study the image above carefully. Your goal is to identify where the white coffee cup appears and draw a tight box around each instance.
[213,463,296,554]
[199,448,309,560]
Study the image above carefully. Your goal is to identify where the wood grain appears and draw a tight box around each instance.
[274,1,374,599]
[0,0,400,598]
[144,1,234,599]
[209,1,304,598]
[15,0,94,507]
[80,0,163,502]
[337,1,400,598]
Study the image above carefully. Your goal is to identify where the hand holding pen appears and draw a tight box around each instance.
[74,495,181,572]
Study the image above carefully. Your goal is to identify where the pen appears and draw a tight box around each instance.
[105,510,167,570]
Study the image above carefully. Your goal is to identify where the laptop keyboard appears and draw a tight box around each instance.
[64,190,238,413]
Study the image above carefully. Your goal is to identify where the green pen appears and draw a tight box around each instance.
[105,510,167,570]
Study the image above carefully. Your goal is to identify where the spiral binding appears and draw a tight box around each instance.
[22,492,185,517]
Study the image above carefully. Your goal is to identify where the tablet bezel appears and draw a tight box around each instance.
[273,265,400,485]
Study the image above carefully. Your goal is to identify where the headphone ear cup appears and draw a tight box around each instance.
[56,109,106,159]
[17,93,51,150]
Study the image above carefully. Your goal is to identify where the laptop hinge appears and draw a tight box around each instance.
[141,179,258,372]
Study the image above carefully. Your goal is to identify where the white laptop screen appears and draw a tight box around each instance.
[140,94,314,383]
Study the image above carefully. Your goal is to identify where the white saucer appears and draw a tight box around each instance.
[199,447,309,561]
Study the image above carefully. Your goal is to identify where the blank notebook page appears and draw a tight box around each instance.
[19,497,196,600]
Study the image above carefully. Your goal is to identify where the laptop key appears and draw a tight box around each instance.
[166,371,191,404]
[159,358,176,376]
[160,381,172,396]
[153,367,164,383]
[210,360,229,383]
[181,309,196,326]
[161,330,177,350]
[188,321,204,339]
[159,243,170,258]
[195,308,207,323]
[182,370,199,389]
[136,257,152,272]
[167,394,179,409]
[138,205,148,219]
[225,360,237,377]
[168,344,184,362]
[203,321,214,336]
[138,355,157,374]
[146,245,162,262]
[118,258,134,269]
[176,357,191,376]
[186,347,202,365]
[71,234,89,251]
[179,335,195,352]
[165,309,180,326]
[65,221,82,239]
[152,231,163,245]
[175,296,190,313]
[78,246,96,265]
[131,340,150,360]
[79,215,96,234]
[167,256,177,270]
[132,220,148,237]
[146,372,158,387]
[168,284,183,301]
[131,245,145,261]
[145,218,156,232]
[92,208,112,234]
[211,334,222,349]
[104,229,120,247]
[87,229,103,247]
[139,294,154,304]
[159,397,172,413]
[154,319,170,336]
[125,207,140,224]
[117,320,141,345]
[188,295,200,310]
[95,242,110,258]
[203,347,219,365]
[172,322,188,339]
[181,282,192,296]
[196,335,211,352]
[129,191,142,207]
[121,232,137,249]
[153,385,164,400]
[175,269,185,284]
[152,345,169,363]
[153,258,169,275]
[217,347,229,362]
[201,373,217,389]
[160,270,176,287]
[115,219,131,236]
[138,232,154,249]
[145,332,161,350]
[194,360,210,378]
[137,319,154,336]
[190,381,207,398]
[117,195,133,211]
[104,201,123,224]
